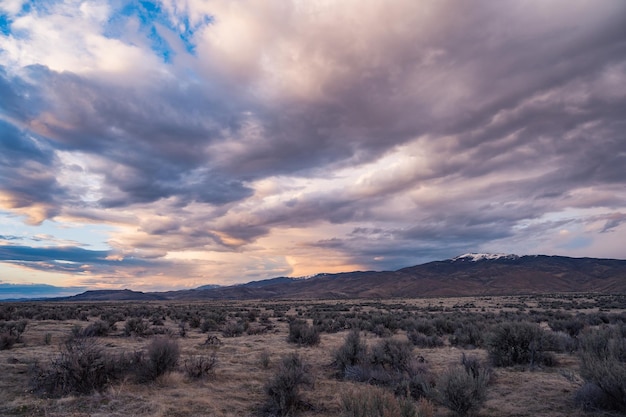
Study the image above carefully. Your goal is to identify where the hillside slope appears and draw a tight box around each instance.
[56,254,626,301]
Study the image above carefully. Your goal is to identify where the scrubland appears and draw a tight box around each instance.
[0,293,625,417]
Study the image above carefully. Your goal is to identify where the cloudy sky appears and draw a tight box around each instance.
[1,0,625,297]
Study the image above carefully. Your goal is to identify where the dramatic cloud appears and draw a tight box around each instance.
[1,0,625,292]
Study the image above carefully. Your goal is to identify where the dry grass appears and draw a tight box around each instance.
[0,295,624,417]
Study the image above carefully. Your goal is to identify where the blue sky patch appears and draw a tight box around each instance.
[104,0,211,60]
[0,14,11,35]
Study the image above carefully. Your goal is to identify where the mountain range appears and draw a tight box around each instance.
[51,254,626,301]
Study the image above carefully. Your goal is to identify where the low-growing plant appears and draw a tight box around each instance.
[263,352,314,416]
[221,320,247,337]
[486,321,554,367]
[259,349,271,369]
[124,317,150,337]
[203,334,223,347]
[81,320,111,337]
[287,319,320,346]
[449,324,483,348]
[436,355,490,416]
[334,329,368,376]
[575,327,626,412]
[340,385,417,417]
[135,337,180,382]
[0,320,28,349]
[0,332,17,350]
[183,353,218,380]
[30,338,127,397]
[408,330,444,348]
[370,338,413,372]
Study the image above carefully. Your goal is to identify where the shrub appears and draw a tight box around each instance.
[287,319,320,346]
[183,353,217,380]
[178,321,188,338]
[436,356,490,416]
[0,332,16,350]
[263,352,314,416]
[449,324,483,348]
[575,328,626,412]
[30,338,126,397]
[549,318,585,337]
[394,371,434,401]
[0,320,28,349]
[221,320,246,337]
[81,320,110,337]
[408,331,444,348]
[334,330,368,376]
[203,334,223,347]
[372,324,393,338]
[136,337,180,382]
[370,338,413,372]
[259,349,271,369]
[340,385,417,417]
[486,321,553,367]
[124,318,150,337]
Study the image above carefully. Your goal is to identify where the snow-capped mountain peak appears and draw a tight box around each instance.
[452,253,519,262]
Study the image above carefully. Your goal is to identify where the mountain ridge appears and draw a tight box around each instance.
[39,253,626,302]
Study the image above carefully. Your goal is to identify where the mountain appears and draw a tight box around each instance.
[167,254,626,300]
[50,254,626,301]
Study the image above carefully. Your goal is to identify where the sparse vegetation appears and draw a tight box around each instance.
[341,385,417,417]
[136,337,180,382]
[183,353,218,380]
[436,354,490,416]
[575,327,626,412]
[334,329,368,376]
[0,295,625,416]
[486,321,556,367]
[124,317,150,337]
[0,320,27,350]
[287,319,320,346]
[263,352,314,416]
[30,337,126,397]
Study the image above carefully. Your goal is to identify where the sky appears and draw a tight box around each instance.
[1,0,626,298]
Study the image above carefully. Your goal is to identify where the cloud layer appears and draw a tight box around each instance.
[1,0,625,290]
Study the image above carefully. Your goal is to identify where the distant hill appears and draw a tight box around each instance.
[59,289,167,301]
[52,254,626,301]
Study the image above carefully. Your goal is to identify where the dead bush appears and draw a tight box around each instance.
[183,353,218,380]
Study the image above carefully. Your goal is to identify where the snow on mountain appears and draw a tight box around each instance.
[452,253,519,262]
